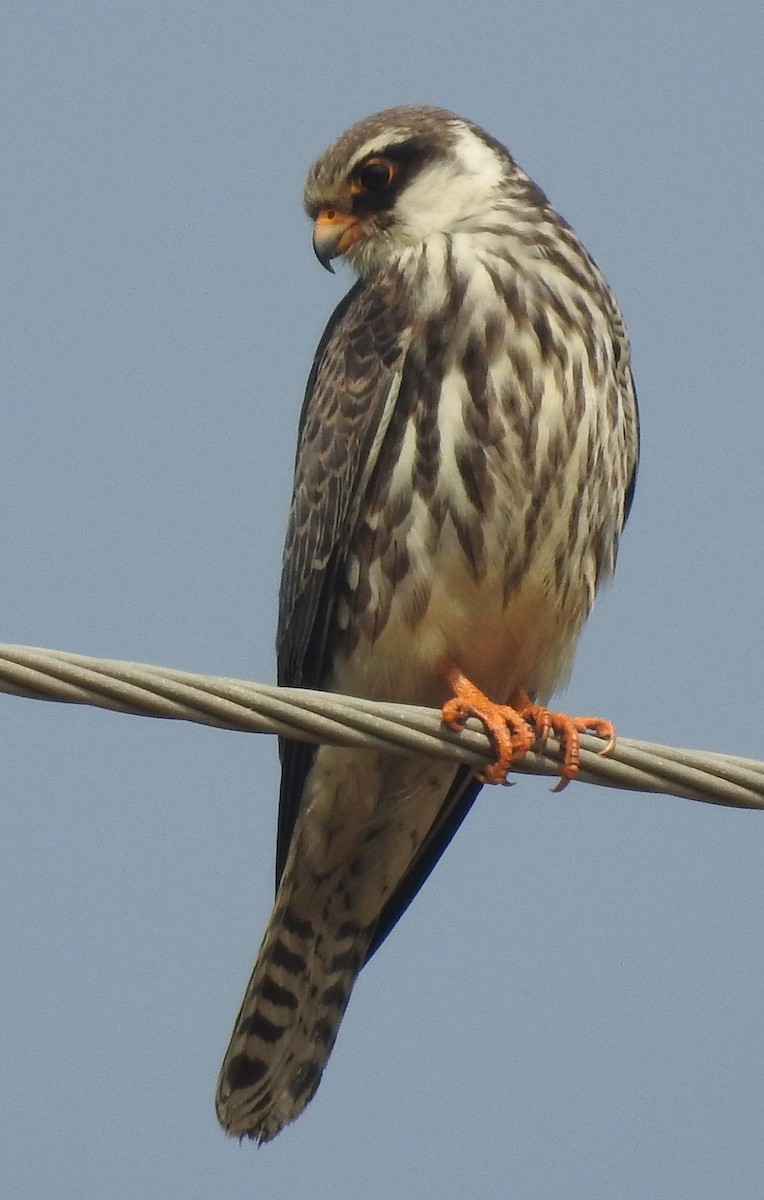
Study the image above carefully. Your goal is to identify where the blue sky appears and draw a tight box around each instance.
[2,4,763,1197]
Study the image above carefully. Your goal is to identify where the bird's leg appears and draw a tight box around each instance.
[440,669,615,787]
[440,667,535,784]
[509,688,616,789]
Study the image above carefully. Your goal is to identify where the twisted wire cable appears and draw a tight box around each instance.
[1,642,762,810]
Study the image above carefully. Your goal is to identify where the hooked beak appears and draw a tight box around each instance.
[312,209,364,272]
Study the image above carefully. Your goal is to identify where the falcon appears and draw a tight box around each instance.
[216,105,639,1142]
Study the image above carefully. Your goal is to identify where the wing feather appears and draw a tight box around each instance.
[275,274,411,885]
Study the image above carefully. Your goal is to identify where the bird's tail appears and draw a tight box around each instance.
[215,863,373,1142]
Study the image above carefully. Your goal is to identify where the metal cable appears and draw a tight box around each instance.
[1,642,762,810]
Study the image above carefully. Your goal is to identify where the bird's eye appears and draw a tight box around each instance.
[356,158,395,193]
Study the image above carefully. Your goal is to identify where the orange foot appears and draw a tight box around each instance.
[441,670,615,788]
[511,689,616,790]
[441,669,535,784]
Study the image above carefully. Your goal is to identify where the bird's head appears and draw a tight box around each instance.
[304,106,520,278]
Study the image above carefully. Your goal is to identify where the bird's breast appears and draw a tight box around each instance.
[328,240,631,709]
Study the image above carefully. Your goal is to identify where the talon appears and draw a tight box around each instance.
[441,668,534,784]
[510,690,616,787]
[441,671,616,788]
[585,720,616,758]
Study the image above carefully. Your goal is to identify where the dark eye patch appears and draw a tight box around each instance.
[380,137,437,170]
[350,137,438,216]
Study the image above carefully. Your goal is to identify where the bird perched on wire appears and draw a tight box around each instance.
[216,105,639,1142]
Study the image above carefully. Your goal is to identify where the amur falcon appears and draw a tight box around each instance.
[216,105,640,1142]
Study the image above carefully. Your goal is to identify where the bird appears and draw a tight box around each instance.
[215,105,640,1142]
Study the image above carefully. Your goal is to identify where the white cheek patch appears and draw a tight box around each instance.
[394,125,505,242]
[395,164,498,241]
[450,124,507,187]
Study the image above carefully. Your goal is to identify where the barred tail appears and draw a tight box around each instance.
[215,872,372,1143]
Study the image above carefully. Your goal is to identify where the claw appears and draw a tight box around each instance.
[513,692,616,788]
[441,670,534,783]
[440,670,616,788]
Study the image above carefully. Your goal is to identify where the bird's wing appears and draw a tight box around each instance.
[607,292,640,523]
[275,274,485,959]
[623,368,639,522]
[275,274,411,877]
[277,277,406,690]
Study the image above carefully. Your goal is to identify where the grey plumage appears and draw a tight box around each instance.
[216,105,639,1142]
